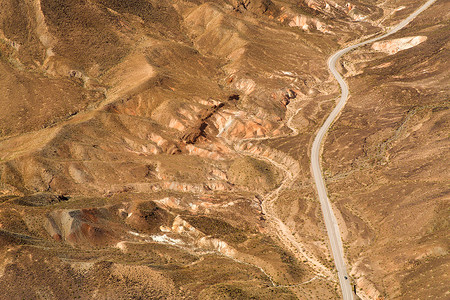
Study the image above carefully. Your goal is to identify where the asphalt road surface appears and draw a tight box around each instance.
[310,1,437,299]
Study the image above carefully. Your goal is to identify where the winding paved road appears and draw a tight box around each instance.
[310,1,437,299]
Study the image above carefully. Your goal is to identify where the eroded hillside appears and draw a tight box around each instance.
[322,0,449,298]
[0,0,447,299]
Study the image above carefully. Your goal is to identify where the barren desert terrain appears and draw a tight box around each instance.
[0,0,448,299]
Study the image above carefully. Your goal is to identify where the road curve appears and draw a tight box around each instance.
[310,1,437,299]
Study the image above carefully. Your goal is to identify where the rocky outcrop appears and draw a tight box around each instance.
[286,14,332,33]
[212,108,288,140]
[232,0,276,15]
[372,36,428,55]
[45,208,121,246]
[281,89,297,107]
[45,201,174,247]
[181,103,225,144]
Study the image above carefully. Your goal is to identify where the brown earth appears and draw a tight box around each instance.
[0,0,447,299]
[322,0,449,298]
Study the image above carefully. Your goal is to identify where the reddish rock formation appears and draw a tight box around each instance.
[181,103,225,144]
